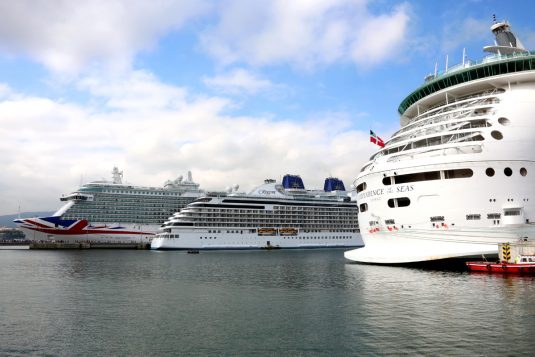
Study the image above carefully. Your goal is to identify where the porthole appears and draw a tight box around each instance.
[491,131,503,140]
[504,167,513,176]
[520,167,527,176]
[359,203,368,212]
[486,168,495,177]
[498,117,510,126]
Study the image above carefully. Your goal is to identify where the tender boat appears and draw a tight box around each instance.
[466,256,535,274]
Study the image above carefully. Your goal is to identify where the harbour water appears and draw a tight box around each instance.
[0,249,533,356]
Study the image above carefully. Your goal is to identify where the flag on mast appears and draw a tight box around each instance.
[370,130,385,147]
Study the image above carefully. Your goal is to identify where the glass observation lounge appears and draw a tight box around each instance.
[398,52,535,116]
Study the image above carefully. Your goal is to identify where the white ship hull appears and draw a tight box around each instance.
[346,159,535,263]
[344,227,534,264]
[151,230,363,250]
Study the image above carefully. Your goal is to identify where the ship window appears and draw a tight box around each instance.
[385,219,395,224]
[504,210,521,216]
[387,197,410,208]
[487,213,501,219]
[486,168,495,177]
[430,216,445,222]
[382,177,392,185]
[397,197,410,207]
[520,167,527,176]
[194,197,212,203]
[359,203,368,212]
[444,169,473,179]
[498,117,510,126]
[356,182,367,193]
[491,130,503,140]
[394,170,440,184]
[504,167,513,176]
[466,214,481,220]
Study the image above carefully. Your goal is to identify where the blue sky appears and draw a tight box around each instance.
[1,0,535,215]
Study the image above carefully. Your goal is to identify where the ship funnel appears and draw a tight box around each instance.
[484,17,527,55]
[282,174,305,189]
[324,177,346,192]
[187,171,192,182]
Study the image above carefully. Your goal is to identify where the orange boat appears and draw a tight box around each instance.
[466,256,535,274]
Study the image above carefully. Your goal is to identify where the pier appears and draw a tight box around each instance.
[498,241,535,262]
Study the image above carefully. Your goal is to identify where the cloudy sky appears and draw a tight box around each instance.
[1,0,534,215]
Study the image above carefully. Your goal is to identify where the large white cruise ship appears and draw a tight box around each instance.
[15,167,204,243]
[345,19,535,264]
[151,175,363,250]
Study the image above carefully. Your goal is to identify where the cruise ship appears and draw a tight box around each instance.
[151,175,363,250]
[15,167,204,243]
[345,19,535,264]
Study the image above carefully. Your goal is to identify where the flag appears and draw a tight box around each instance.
[370,130,385,148]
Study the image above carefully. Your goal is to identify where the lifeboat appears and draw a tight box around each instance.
[257,228,277,236]
[279,228,298,236]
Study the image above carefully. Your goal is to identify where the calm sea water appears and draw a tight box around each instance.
[0,249,533,356]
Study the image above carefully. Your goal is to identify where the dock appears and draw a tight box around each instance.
[498,241,535,262]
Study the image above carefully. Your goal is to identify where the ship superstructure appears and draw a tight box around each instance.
[345,19,535,264]
[151,175,362,250]
[15,167,204,243]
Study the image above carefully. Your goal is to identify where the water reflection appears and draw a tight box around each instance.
[1,249,533,356]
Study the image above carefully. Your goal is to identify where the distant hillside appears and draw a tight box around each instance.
[0,212,54,228]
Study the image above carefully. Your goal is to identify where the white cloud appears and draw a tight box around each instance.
[0,83,13,99]
[0,74,375,215]
[0,0,211,74]
[0,0,411,75]
[203,68,275,94]
[440,17,489,53]
[200,0,411,69]
[349,8,410,67]
[78,70,189,110]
